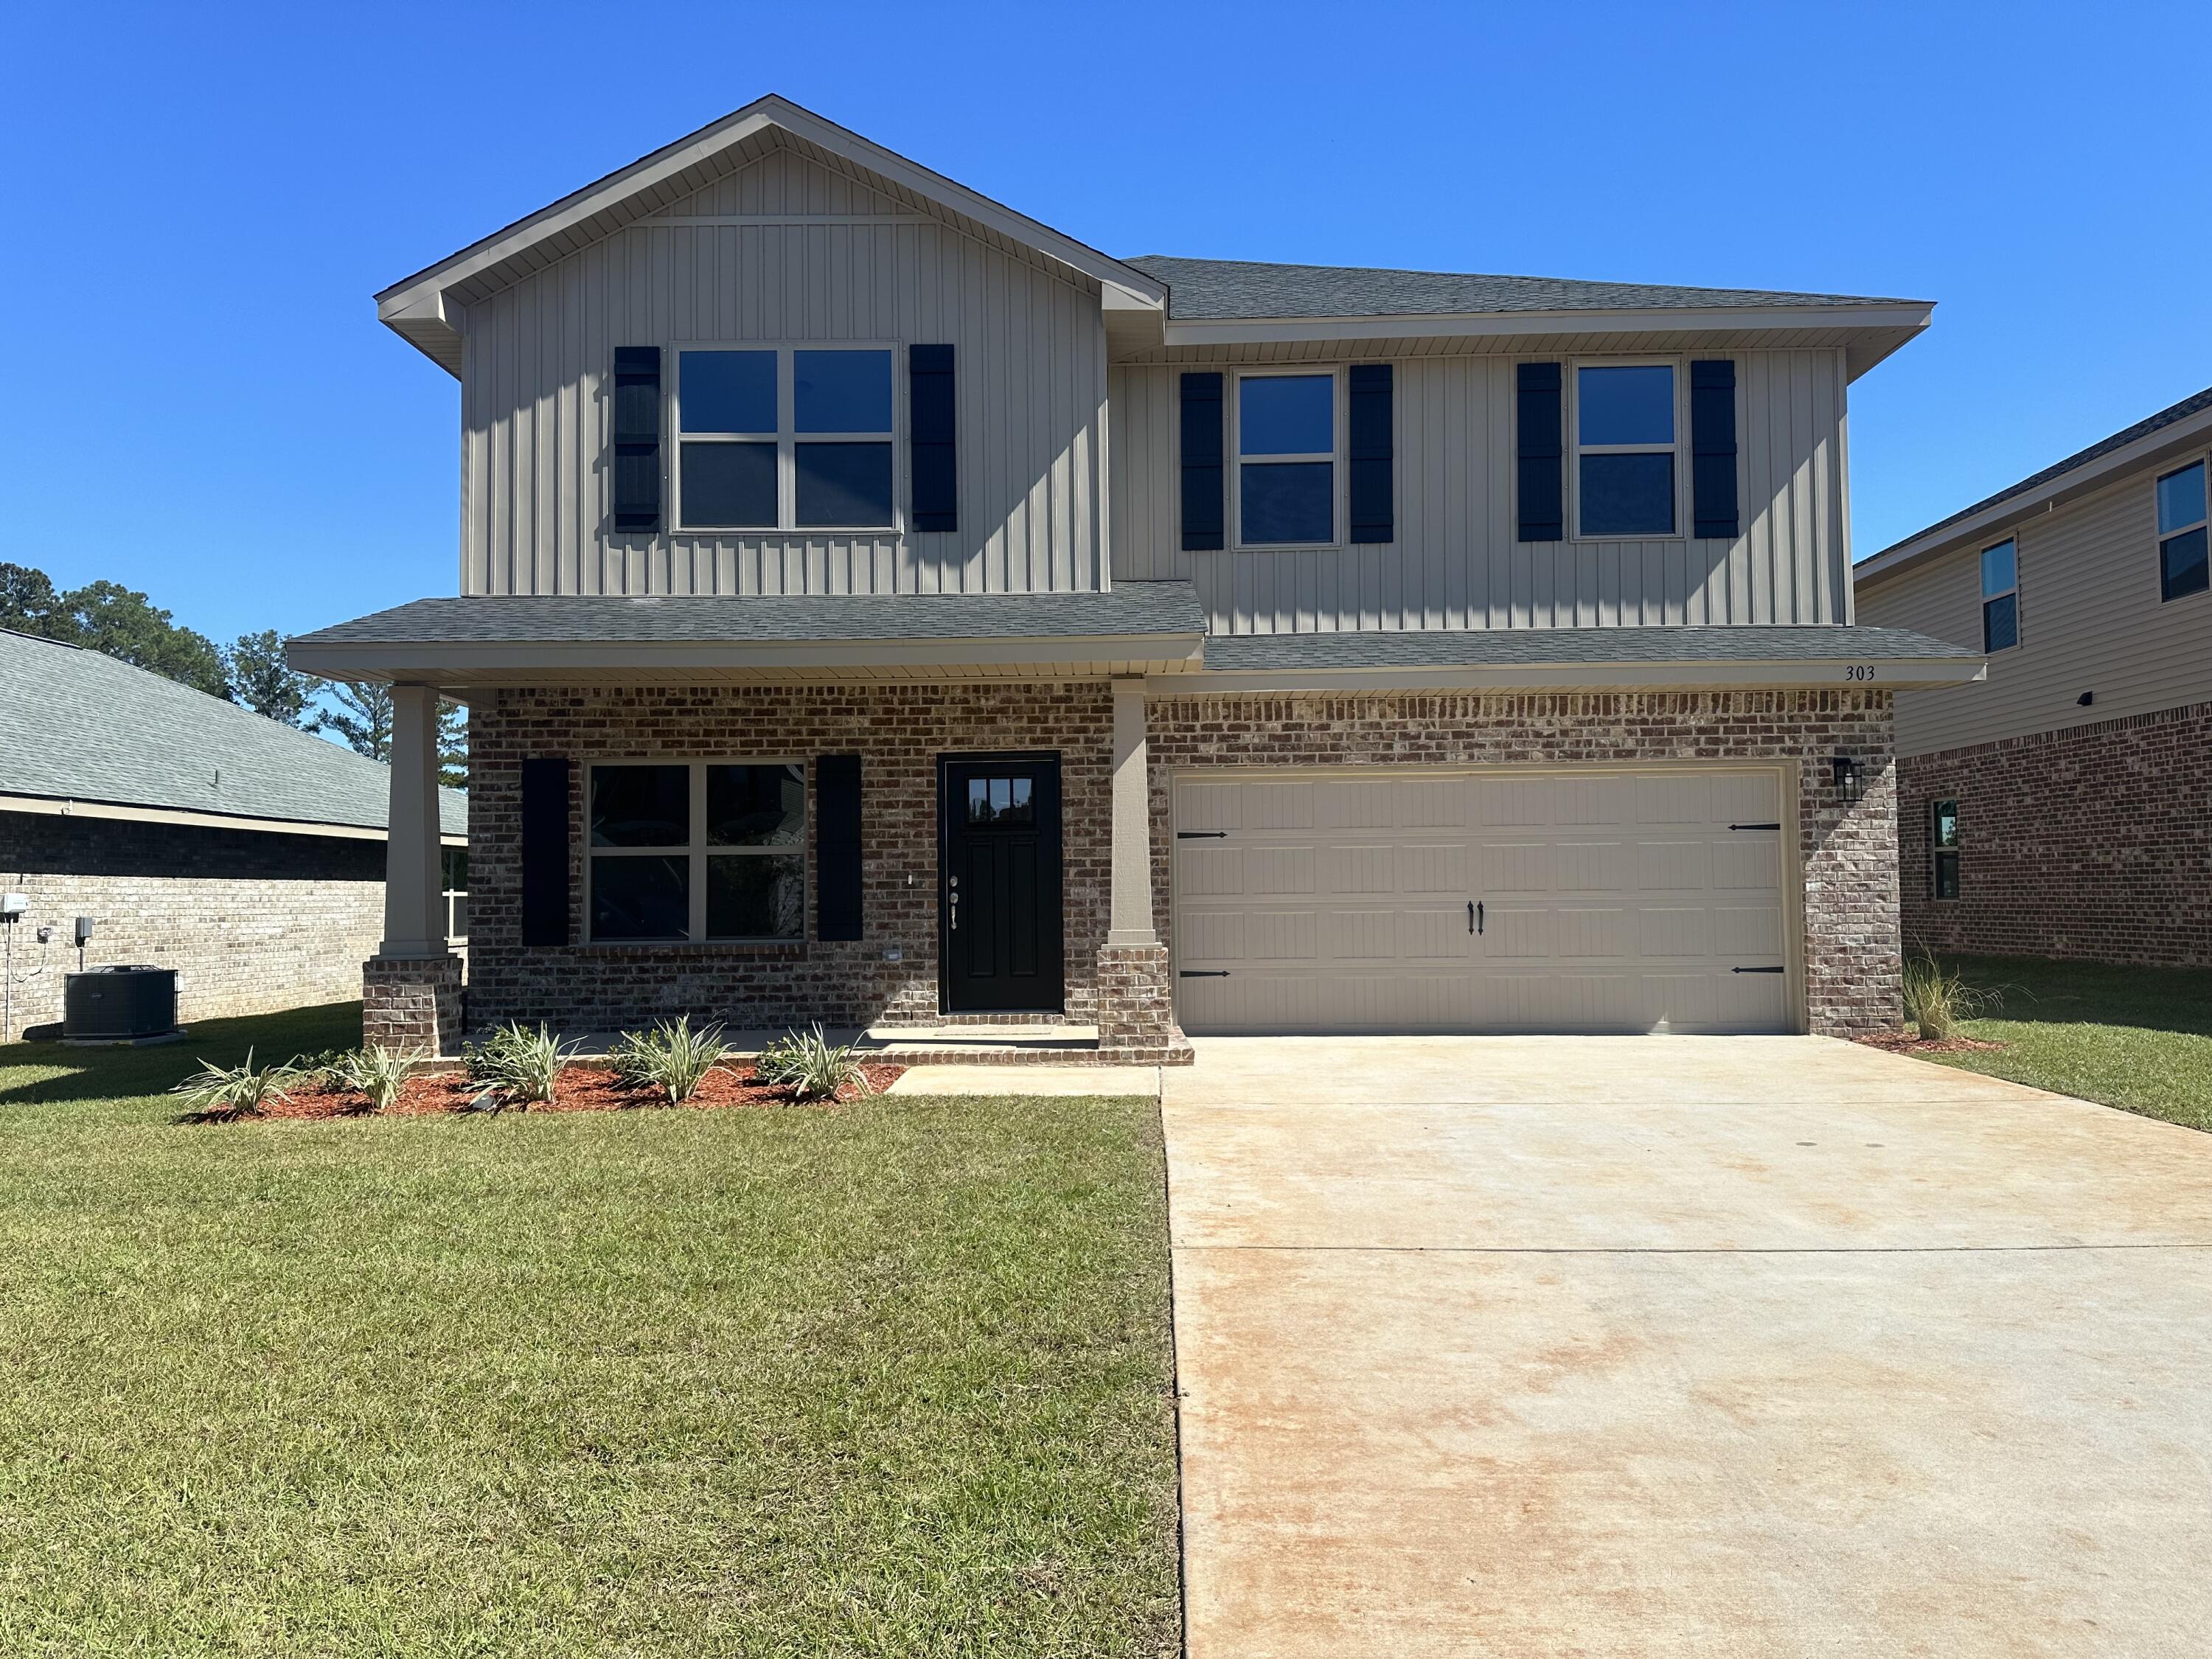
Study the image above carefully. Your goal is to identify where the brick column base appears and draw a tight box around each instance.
[1096,942,1194,1065]
[363,954,465,1056]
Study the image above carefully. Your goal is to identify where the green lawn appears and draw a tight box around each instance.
[1913,955,2212,1131]
[0,1004,1180,1658]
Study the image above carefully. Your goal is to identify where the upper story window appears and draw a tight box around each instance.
[1576,364,1677,538]
[1979,538,2019,652]
[676,347,895,533]
[588,761,806,942]
[2157,459,2209,603]
[1236,372,1337,546]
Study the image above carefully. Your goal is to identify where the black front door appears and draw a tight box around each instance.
[941,755,1064,1013]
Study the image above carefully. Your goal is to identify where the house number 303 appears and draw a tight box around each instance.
[1843,665,1877,681]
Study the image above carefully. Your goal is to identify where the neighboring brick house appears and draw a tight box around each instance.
[0,629,466,1036]
[291,95,1980,1060]
[1856,386,2212,967]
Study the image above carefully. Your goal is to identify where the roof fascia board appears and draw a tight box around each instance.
[1147,655,1986,695]
[1161,302,1931,350]
[376,99,1166,323]
[1855,400,2212,588]
[289,631,1207,678]
[0,790,466,846]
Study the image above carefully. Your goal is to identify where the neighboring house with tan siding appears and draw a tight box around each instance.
[1854,386,2212,966]
[291,94,1983,1060]
[0,630,467,1037]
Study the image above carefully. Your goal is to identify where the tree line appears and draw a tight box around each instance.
[1,562,466,789]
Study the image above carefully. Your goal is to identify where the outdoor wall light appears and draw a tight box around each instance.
[1830,754,1863,802]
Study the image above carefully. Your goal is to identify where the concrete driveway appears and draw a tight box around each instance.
[1164,1036,2212,1658]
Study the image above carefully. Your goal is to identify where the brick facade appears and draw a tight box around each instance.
[1144,689,1902,1037]
[363,953,466,1053]
[1896,700,2212,967]
[465,684,1117,1033]
[460,681,1902,1041]
[1,810,386,1033]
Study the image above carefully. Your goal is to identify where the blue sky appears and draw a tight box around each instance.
[4,0,2208,647]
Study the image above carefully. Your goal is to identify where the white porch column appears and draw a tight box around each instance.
[1107,676,1158,946]
[379,684,447,958]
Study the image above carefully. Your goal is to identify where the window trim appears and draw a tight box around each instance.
[584,758,809,945]
[1978,537,2020,653]
[1231,366,1343,551]
[2155,456,2210,605]
[670,343,901,535]
[1570,357,1685,541]
[1929,797,1961,902]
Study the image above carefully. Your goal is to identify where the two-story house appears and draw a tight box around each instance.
[1855,386,2212,967]
[291,96,1982,1060]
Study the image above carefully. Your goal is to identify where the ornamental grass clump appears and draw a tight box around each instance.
[609,1016,728,1105]
[323,1043,422,1113]
[170,1049,300,1124]
[1902,953,2004,1040]
[462,1021,579,1113]
[754,1023,873,1102]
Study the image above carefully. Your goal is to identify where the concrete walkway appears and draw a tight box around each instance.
[1164,1036,2212,1657]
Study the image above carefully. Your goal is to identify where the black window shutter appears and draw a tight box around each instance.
[1691,359,1740,540]
[815,754,863,942]
[612,346,662,533]
[1516,362,1564,542]
[519,757,571,947]
[908,345,957,532]
[1349,363,1394,544]
[1180,372,1225,552]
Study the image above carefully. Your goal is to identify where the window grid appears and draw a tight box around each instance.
[1233,369,1340,549]
[673,345,897,534]
[586,761,807,944]
[1979,539,2020,653]
[2156,459,2210,604]
[1571,361,1680,540]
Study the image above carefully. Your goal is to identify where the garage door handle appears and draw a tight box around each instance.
[1728,822,1781,832]
[1732,965,1785,974]
[1179,970,1231,978]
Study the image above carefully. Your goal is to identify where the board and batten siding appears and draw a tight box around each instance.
[1110,349,1852,632]
[1857,462,2212,757]
[458,148,1110,597]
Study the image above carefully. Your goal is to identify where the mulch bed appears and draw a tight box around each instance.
[232,1062,906,1122]
[1854,1032,2008,1056]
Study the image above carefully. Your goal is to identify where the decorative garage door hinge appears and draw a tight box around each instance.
[1728,822,1781,831]
[1176,831,1228,839]
[1731,965,1786,974]
[1178,970,1231,978]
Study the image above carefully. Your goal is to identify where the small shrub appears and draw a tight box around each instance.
[170,1049,299,1123]
[1902,954,2003,1040]
[324,1043,422,1113]
[462,1021,579,1112]
[610,1016,728,1105]
[754,1023,873,1102]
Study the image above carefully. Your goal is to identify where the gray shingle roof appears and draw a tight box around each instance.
[1123,257,1921,321]
[296,584,1208,645]
[0,630,465,835]
[1867,383,2212,564]
[1201,625,1978,672]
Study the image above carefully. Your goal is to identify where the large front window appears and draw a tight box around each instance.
[588,762,806,942]
[1237,372,1337,546]
[2157,459,2209,603]
[1576,364,1677,537]
[677,347,895,532]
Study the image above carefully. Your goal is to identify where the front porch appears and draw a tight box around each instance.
[352,675,1192,1065]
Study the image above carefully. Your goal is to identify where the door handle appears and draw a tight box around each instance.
[1467,901,1474,935]
[1478,901,1484,936]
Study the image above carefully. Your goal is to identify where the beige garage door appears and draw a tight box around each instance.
[1172,768,1792,1035]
